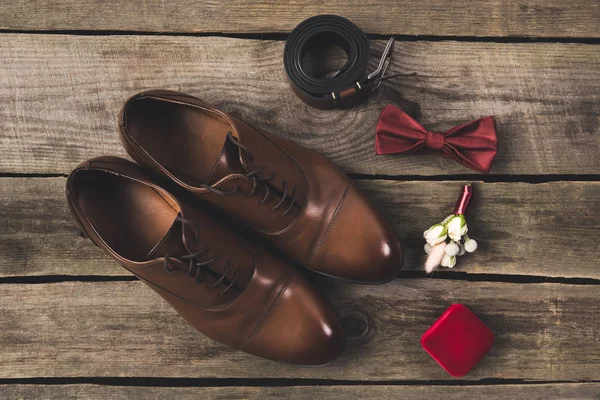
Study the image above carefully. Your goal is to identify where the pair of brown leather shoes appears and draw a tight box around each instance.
[67,90,403,366]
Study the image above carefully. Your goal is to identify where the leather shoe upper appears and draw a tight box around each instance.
[66,156,344,366]
[118,90,403,283]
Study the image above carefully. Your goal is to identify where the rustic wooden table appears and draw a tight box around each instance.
[1,1,599,399]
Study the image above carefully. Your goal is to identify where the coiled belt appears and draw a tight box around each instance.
[284,15,410,109]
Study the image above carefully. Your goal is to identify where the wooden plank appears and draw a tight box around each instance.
[2,383,599,399]
[1,279,598,380]
[1,1,599,38]
[0,177,114,277]
[0,34,599,176]
[3,177,600,279]
[363,180,600,279]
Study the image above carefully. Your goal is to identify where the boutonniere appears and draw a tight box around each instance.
[424,184,478,273]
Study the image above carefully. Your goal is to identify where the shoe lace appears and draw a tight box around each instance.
[200,132,297,217]
[163,216,240,295]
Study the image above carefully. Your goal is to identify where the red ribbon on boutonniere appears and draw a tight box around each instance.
[375,105,498,173]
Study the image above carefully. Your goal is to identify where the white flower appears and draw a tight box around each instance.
[446,215,468,241]
[425,224,447,246]
[457,244,466,256]
[423,229,430,239]
[464,238,478,253]
[441,254,456,268]
[445,241,460,256]
[424,243,434,254]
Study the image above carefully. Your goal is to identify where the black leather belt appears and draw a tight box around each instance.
[284,15,412,109]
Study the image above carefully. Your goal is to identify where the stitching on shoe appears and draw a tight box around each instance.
[120,96,173,181]
[242,273,294,350]
[206,142,228,183]
[145,218,177,259]
[141,277,243,312]
[232,118,311,236]
[236,117,311,208]
[306,181,353,269]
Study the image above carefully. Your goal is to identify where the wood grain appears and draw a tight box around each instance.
[1,1,599,38]
[2,177,600,279]
[1,279,598,380]
[0,177,110,277]
[1,34,599,176]
[2,383,599,399]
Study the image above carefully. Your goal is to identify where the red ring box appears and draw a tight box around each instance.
[421,304,494,377]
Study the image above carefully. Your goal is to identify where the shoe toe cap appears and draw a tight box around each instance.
[310,184,403,283]
[244,274,344,366]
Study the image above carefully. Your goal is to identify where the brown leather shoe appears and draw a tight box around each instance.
[66,156,344,366]
[119,90,403,284]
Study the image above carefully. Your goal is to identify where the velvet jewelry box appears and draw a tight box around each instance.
[421,304,494,377]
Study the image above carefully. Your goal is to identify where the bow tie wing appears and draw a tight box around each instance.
[443,116,498,173]
[375,105,428,155]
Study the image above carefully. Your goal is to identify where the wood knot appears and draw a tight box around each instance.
[341,312,369,339]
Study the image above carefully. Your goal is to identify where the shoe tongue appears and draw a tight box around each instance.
[207,135,247,184]
[146,219,187,261]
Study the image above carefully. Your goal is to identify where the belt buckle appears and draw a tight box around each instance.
[367,37,395,91]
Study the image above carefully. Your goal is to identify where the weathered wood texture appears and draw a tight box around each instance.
[1,1,600,38]
[1,34,599,176]
[3,178,600,279]
[2,383,599,400]
[1,279,598,380]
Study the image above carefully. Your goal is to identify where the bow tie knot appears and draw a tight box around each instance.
[426,131,445,151]
[375,105,498,174]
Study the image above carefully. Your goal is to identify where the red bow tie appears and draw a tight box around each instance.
[375,105,498,173]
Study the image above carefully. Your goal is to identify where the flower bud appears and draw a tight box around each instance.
[425,224,447,246]
[441,254,456,268]
[458,245,466,256]
[424,243,433,254]
[464,238,478,253]
[445,241,460,256]
[446,214,468,241]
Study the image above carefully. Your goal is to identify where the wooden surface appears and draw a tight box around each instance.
[3,177,600,279]
[2,279,599,380]
[2,383,599,400]
[1,0,600,38]
[1,1,599,399]
[1,34,600,176]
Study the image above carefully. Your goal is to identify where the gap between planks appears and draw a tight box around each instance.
[1,29,600,45]
[1,0,599,38]
[1,272,600,286]
[1,173,600,184]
